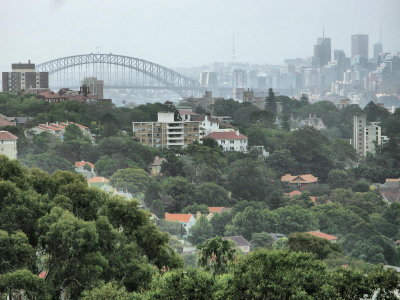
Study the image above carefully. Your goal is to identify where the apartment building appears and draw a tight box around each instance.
[2,61,48,92]
[352,114,382,156]
[132,112,200,148]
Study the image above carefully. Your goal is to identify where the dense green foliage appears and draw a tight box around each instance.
[1,91,400,298]
[0,156,181,299]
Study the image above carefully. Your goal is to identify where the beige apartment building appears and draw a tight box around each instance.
[133,112,200,148]
[353,114,383,156]
[0,131,18,159]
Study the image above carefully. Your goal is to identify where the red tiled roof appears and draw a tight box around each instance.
[165,213,193,223]
[87,176,109,183]
[209,207,224,213]
[38,271,48,278]
[0,118,15,127]
[204,131,247,140]
[61,122,88,129]
[75,161,95,169]
[281,174,318,184]
[307,231,337,241]
[285,190,302,197]
[39,91,64,99]
[0,131,18,140]
[386,178,400,182]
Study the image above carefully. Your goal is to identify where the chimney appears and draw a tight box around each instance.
[46,122,48,126]
[236,130,240,136]
[196,211,201,219]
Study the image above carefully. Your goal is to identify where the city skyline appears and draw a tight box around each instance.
[0,0,399,70]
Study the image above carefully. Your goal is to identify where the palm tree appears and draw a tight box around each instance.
[197,237,237,275]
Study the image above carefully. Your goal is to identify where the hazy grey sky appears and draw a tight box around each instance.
[1,0,399,70]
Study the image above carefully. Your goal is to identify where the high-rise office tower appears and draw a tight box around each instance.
[351,34,369,59]
[199,72,218,89]
[313,37,331,67]
[334,50,346,80]
[232,69,247,88]
[2,61,48,92]
[373,42,383,61]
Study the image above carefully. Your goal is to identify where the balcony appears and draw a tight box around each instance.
[167,124,183,130]
[168,136,184,140]
[167,141,184,146]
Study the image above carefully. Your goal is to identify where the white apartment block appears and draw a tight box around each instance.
[364,123,382,155]
[0,131,18,159]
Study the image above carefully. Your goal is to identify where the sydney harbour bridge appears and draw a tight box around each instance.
[36,53,205,98]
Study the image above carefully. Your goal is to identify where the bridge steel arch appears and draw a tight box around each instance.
[36,53,204,97]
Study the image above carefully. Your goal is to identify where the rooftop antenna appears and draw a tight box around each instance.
[322,25,325,38]
[379,22,382,43]
[232,31,236,63]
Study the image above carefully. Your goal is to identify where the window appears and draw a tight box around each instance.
[221,140,225,144]
[230,140,234,144]
[230,147,234,151]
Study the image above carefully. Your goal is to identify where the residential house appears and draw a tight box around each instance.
[208,207,231,214]
[4,116,31,127]
[248,145,270,158]
[0,131,18,159]
[284,190,319,204]
[375,179,400,203]
[75,161,95,179]
[192,114,220,136]
[281,174,318,191]
[0,115,16,127]
[37,90,65,103]
[27,122,91,140]
[204,130,248,152]
[269,233,287,242]
[307,231,338,243]
[178,110,220,137]
[298,114,326,131]
[87,176,110,189]
[223,236,251,253]
[165,213,196,237]
[149,156,166,176]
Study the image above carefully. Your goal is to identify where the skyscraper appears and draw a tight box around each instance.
[351,34,369,59]
[313,37,331,67]
[373,42,383,61]
[334,50,347,80]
